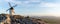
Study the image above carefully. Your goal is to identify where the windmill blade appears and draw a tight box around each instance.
[6,9,10,12]
[8,2,12,7]
[13,4,17,7]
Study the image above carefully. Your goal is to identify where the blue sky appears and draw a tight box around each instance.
[0,0,60,16]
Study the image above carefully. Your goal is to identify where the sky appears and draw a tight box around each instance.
[0,0,60,16]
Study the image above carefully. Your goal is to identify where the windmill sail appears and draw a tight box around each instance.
[13,4,17,7]
[8,2,12,7]
[6,9,10,12]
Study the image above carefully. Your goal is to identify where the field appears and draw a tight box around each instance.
[31,16,60,24]
[41,16,60,24]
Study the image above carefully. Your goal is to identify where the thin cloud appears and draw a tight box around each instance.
[40,3,60,7]
[5,0,41,5]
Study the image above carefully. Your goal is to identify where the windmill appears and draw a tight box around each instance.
[6,2,17,24]
[6,2,17,16]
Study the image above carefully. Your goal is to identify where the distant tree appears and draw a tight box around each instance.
[26,16,30,18]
